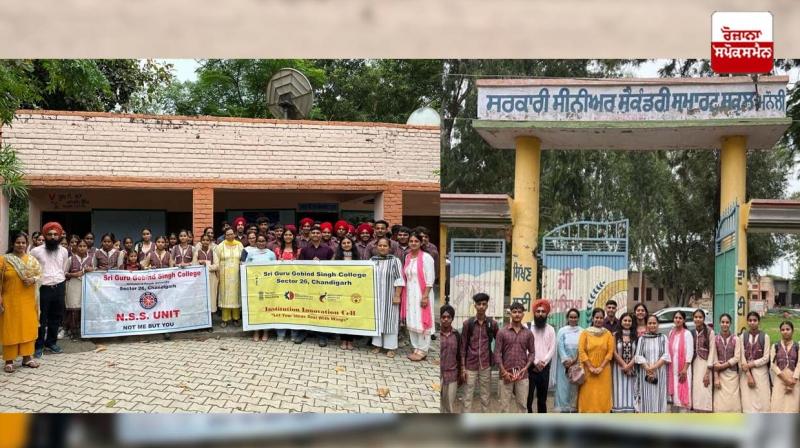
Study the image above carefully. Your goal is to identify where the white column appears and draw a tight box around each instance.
[373,191,385,221]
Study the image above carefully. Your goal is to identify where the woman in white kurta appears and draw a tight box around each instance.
[554,308,583,412]
[402,233,435,361]
[691,309,714,412]
[740,311,771,413]
[711,313,742,412]
[667,311,694,411]
[770,320,800,412]
[213,228,244,327]
[193,234,219,314]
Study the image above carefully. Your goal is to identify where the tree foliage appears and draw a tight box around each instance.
[441,59,795,306]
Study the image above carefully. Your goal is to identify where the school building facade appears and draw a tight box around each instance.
[0,110,439,249]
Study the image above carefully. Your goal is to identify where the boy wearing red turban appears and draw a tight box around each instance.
[355,223,373,260]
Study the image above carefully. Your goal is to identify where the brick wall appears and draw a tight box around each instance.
[4,111,440,184]
[192,188,214,238]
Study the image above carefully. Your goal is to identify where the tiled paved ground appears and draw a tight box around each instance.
[0,334,440,413]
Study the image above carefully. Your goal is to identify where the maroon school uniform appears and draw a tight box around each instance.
[355,240,372,261]
[149,250,171,269]
[196,247,214,264]
[137,242,155,263]
[94,248,120,270]
[171,244,194,266]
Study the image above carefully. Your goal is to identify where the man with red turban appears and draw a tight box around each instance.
[298,217,314,249]
[354,223,373,260]
[319,222,337,251]
[527,298,556,413]
[333,220,349,244]
[29,222,70,357]
[232,217,247,243]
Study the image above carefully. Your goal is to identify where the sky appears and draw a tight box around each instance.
[158,58,799,277]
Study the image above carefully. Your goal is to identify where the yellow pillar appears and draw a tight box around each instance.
[720,135,748,332]
[510,136,541,322]
[439,223,448,308]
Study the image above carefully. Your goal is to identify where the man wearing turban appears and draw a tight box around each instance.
[319,222,337,251]
[298,217,314,249]
[527,299,556,413]
[354,223,373,260]
[333,220,349,243]
[232,217,247,243]
[29,222,70,357]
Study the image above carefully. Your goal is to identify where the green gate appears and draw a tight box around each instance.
[714,202,738,327]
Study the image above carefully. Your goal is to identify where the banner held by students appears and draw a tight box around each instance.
[241,261,379,336]
[82,265,212,337]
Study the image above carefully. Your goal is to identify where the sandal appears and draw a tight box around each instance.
[260,333,269,342]
[371,347,381,355]
[386,350,396,359]
[220,321,228,328]
[340,341,348,350]
[22,359,40,369]
[346,341,354,350]
[252,332,260,342]
[4,363,14,373]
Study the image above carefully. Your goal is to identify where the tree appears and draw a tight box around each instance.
[440,59,795,307]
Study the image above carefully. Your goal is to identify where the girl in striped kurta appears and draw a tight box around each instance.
[370,237,405,358]
[740,311,771,413]
[667,311,694,412]
[612,313,637,412]
[770,320,800,412]
[635,315,670,413]
[555,309,583,413]
[64,240,92,340]
[691,309,714,412]
[193,234,218,314]
[213,229,244,327]
[712,314,742,412]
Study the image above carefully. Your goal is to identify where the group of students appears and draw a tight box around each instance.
[440,294,800,413]
[0,217,440,373]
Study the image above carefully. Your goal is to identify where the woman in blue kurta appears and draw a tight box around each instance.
[555,308,583,412]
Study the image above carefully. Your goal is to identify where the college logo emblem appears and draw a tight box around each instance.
[139,291,158,310]
[284,291,295,301]
[351,293,362,304]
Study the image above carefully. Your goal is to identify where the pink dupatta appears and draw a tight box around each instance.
[667,328,690,407]
[401,251,433,331]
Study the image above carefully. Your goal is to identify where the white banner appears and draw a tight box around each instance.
[82,265,211,338]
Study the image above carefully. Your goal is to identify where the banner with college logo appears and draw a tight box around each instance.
[81,265,212,337]
[241,261,379,336]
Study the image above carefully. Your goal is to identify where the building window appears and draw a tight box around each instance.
[761,291,767,301]
[646,288,653,301]
[658,288,665,301]
[633,287,640,302]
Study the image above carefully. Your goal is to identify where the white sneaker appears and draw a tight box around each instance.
[57,328,65,340]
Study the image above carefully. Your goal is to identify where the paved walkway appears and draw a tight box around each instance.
[0,333,440,413]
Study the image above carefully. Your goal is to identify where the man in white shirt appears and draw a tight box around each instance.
[29,222,70,358]
[528,299,556,413]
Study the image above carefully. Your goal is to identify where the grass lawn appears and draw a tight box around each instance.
[759,313,795,343]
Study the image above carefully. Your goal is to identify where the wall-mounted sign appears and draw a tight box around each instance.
[477,78,786,122]
[711,12,773,74]
[47,192,90,210]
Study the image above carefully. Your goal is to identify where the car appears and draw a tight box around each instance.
[652,307,713,335]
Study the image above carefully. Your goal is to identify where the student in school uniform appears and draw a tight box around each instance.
[147,236,172,270]
[740,311,772,413]
[711,313,742,412]
[84,232,97,259]
[166,233,178,253]
[64,240,93,340]
[495,301,536,413]
[243,234,277,342]
[193,233,218,317]
[367,220,402,259]
[461,293,499,412]
[335,235,361,350]
[231,217,247,244]
[439,304,460,413]
[770,320,800,413]
[299,225,335,348]
[93,233,120,271]
[171,230,194,268]
[135,228,155,269]
[118,237,135,267]
[267,223,284,251]
[122,250,140,271]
